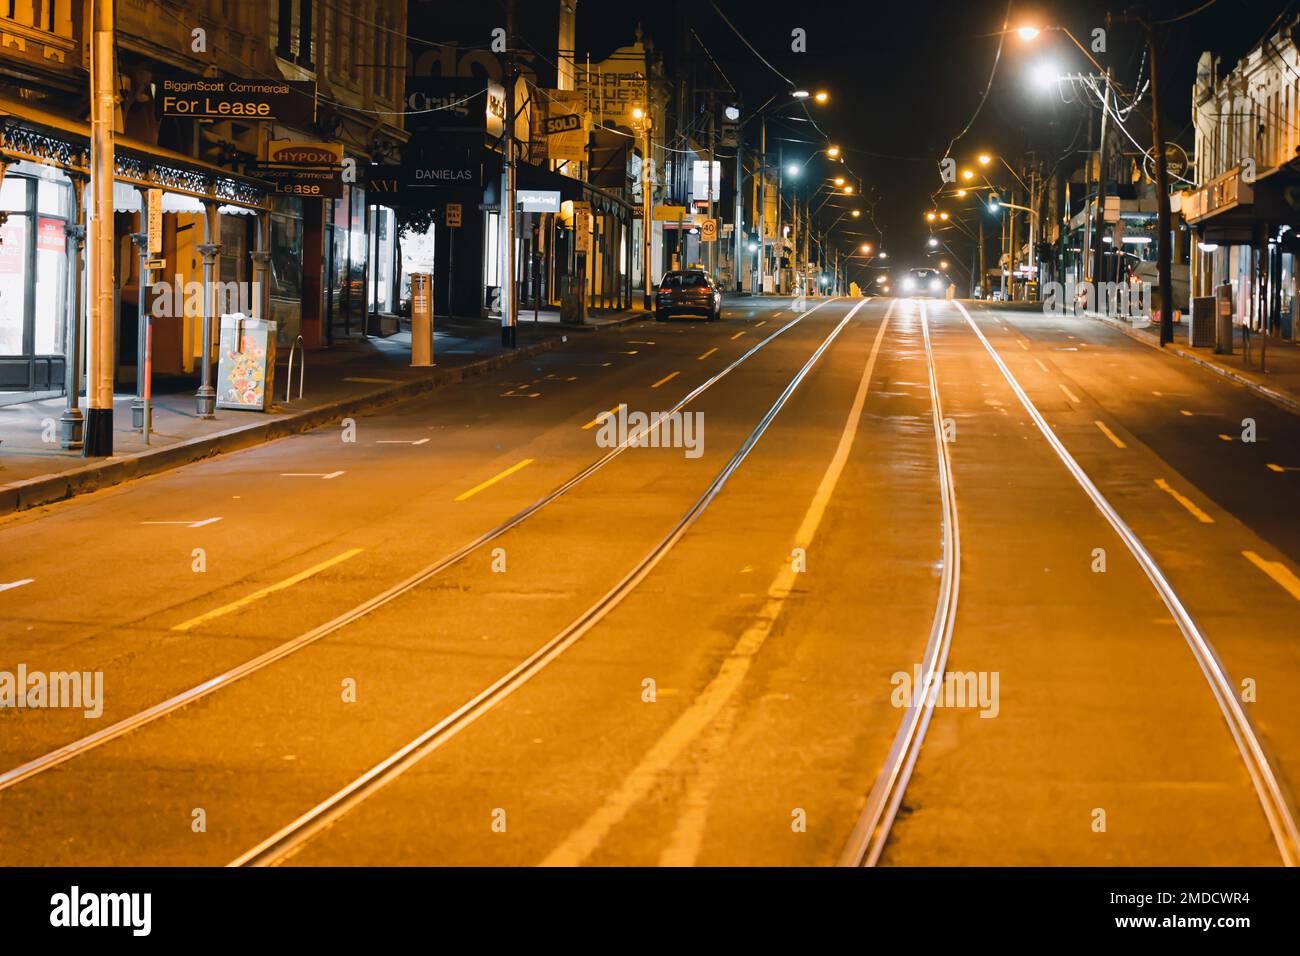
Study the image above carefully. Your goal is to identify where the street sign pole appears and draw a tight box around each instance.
[501,0,518,348]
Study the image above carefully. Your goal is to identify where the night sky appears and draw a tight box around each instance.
[571,0,1286,273]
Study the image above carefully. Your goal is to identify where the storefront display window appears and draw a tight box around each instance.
[0,163,70,365]
[270,195,303,301]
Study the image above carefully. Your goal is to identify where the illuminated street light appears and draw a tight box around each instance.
[827,145,841,158]
[876,275,886,283]
[632,106,645,120]
[927,237,939,247]
[851,209,861,217]
[787,163,800,177]
[977,153,992,166]
[1030,61,1060,89]
[814,91,830,103]
[961,169,974,181]
[926,211,937,222]
[792,90,810,99]
[956,189,967,197]
[834,176,846,186]
[939,211,949,220]
[939,260,949,269]
[861,243,873,253]
[843,184,854,194]
[1017,25,1041,41]
[724,105,741,121]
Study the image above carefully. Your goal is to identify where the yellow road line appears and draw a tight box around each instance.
[755,320,767,327]
[454,459,534,502]
[697,347,718,360]
[172,549,364,632]
[1154,478,1214,524]
[1059,383,1082,404]
[730,331,745,340]
[542,300,897,868]
[1016,340,1028,350]
[581,406,619,430]
[651,371,680,389]
[1034,358,1050,373]
[1243,550,1300,601]
[1094,420,1127,449]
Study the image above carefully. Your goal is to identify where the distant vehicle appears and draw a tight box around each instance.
[900,268,950,297]
[655,269,722,321]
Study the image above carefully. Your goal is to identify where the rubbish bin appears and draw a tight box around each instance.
[1214,282,1234,355]
[1190,296,1215,347]
[216,314,277,411]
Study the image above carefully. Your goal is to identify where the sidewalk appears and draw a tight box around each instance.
[0,308,646,518]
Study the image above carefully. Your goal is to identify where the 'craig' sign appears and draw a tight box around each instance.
[159,77,316,126]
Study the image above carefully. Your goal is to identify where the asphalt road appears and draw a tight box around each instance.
[1,295,1297,866]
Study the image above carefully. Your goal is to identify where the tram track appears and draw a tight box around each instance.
[839,297,1300,868]
[838,298,961,867]
[228,297,875,867]
[0,298,843,796]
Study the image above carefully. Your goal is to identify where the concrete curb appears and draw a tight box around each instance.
[559,310,649,332]
[0,336,565,519]
[1082,311,1300,418]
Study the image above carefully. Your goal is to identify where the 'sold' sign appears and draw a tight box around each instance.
[159,77,316,125]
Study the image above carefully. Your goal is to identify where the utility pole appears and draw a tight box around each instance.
[85,0,115,456]
[501,0,518,347]
[707,93,716,279]
[734,134,743,292]
[1146,24,1174,345]
[757,114,766,293]
[978,214,986,299]
[641,117,653,309]
[1091,68,1112,288]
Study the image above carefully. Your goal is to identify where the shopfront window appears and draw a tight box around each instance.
[269,195,303,301]
[368,204,396,314]
[348,186,367,320]
[0,163,70,361]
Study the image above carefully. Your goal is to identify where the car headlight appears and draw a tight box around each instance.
[902,277,916,292]
[930,279,942,291]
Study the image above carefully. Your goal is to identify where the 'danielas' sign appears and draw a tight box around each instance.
[159,77,316,125]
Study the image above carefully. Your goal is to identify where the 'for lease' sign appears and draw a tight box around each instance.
[159,77,317,126]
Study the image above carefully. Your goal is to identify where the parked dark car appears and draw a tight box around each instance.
[655,270,722,321]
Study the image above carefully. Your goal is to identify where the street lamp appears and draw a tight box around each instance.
[814,91,829,103]
[1017,25,1041,41]
[977,153,991,166]
[827,145,841,158]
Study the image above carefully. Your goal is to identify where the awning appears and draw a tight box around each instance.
[109,182,256,216]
